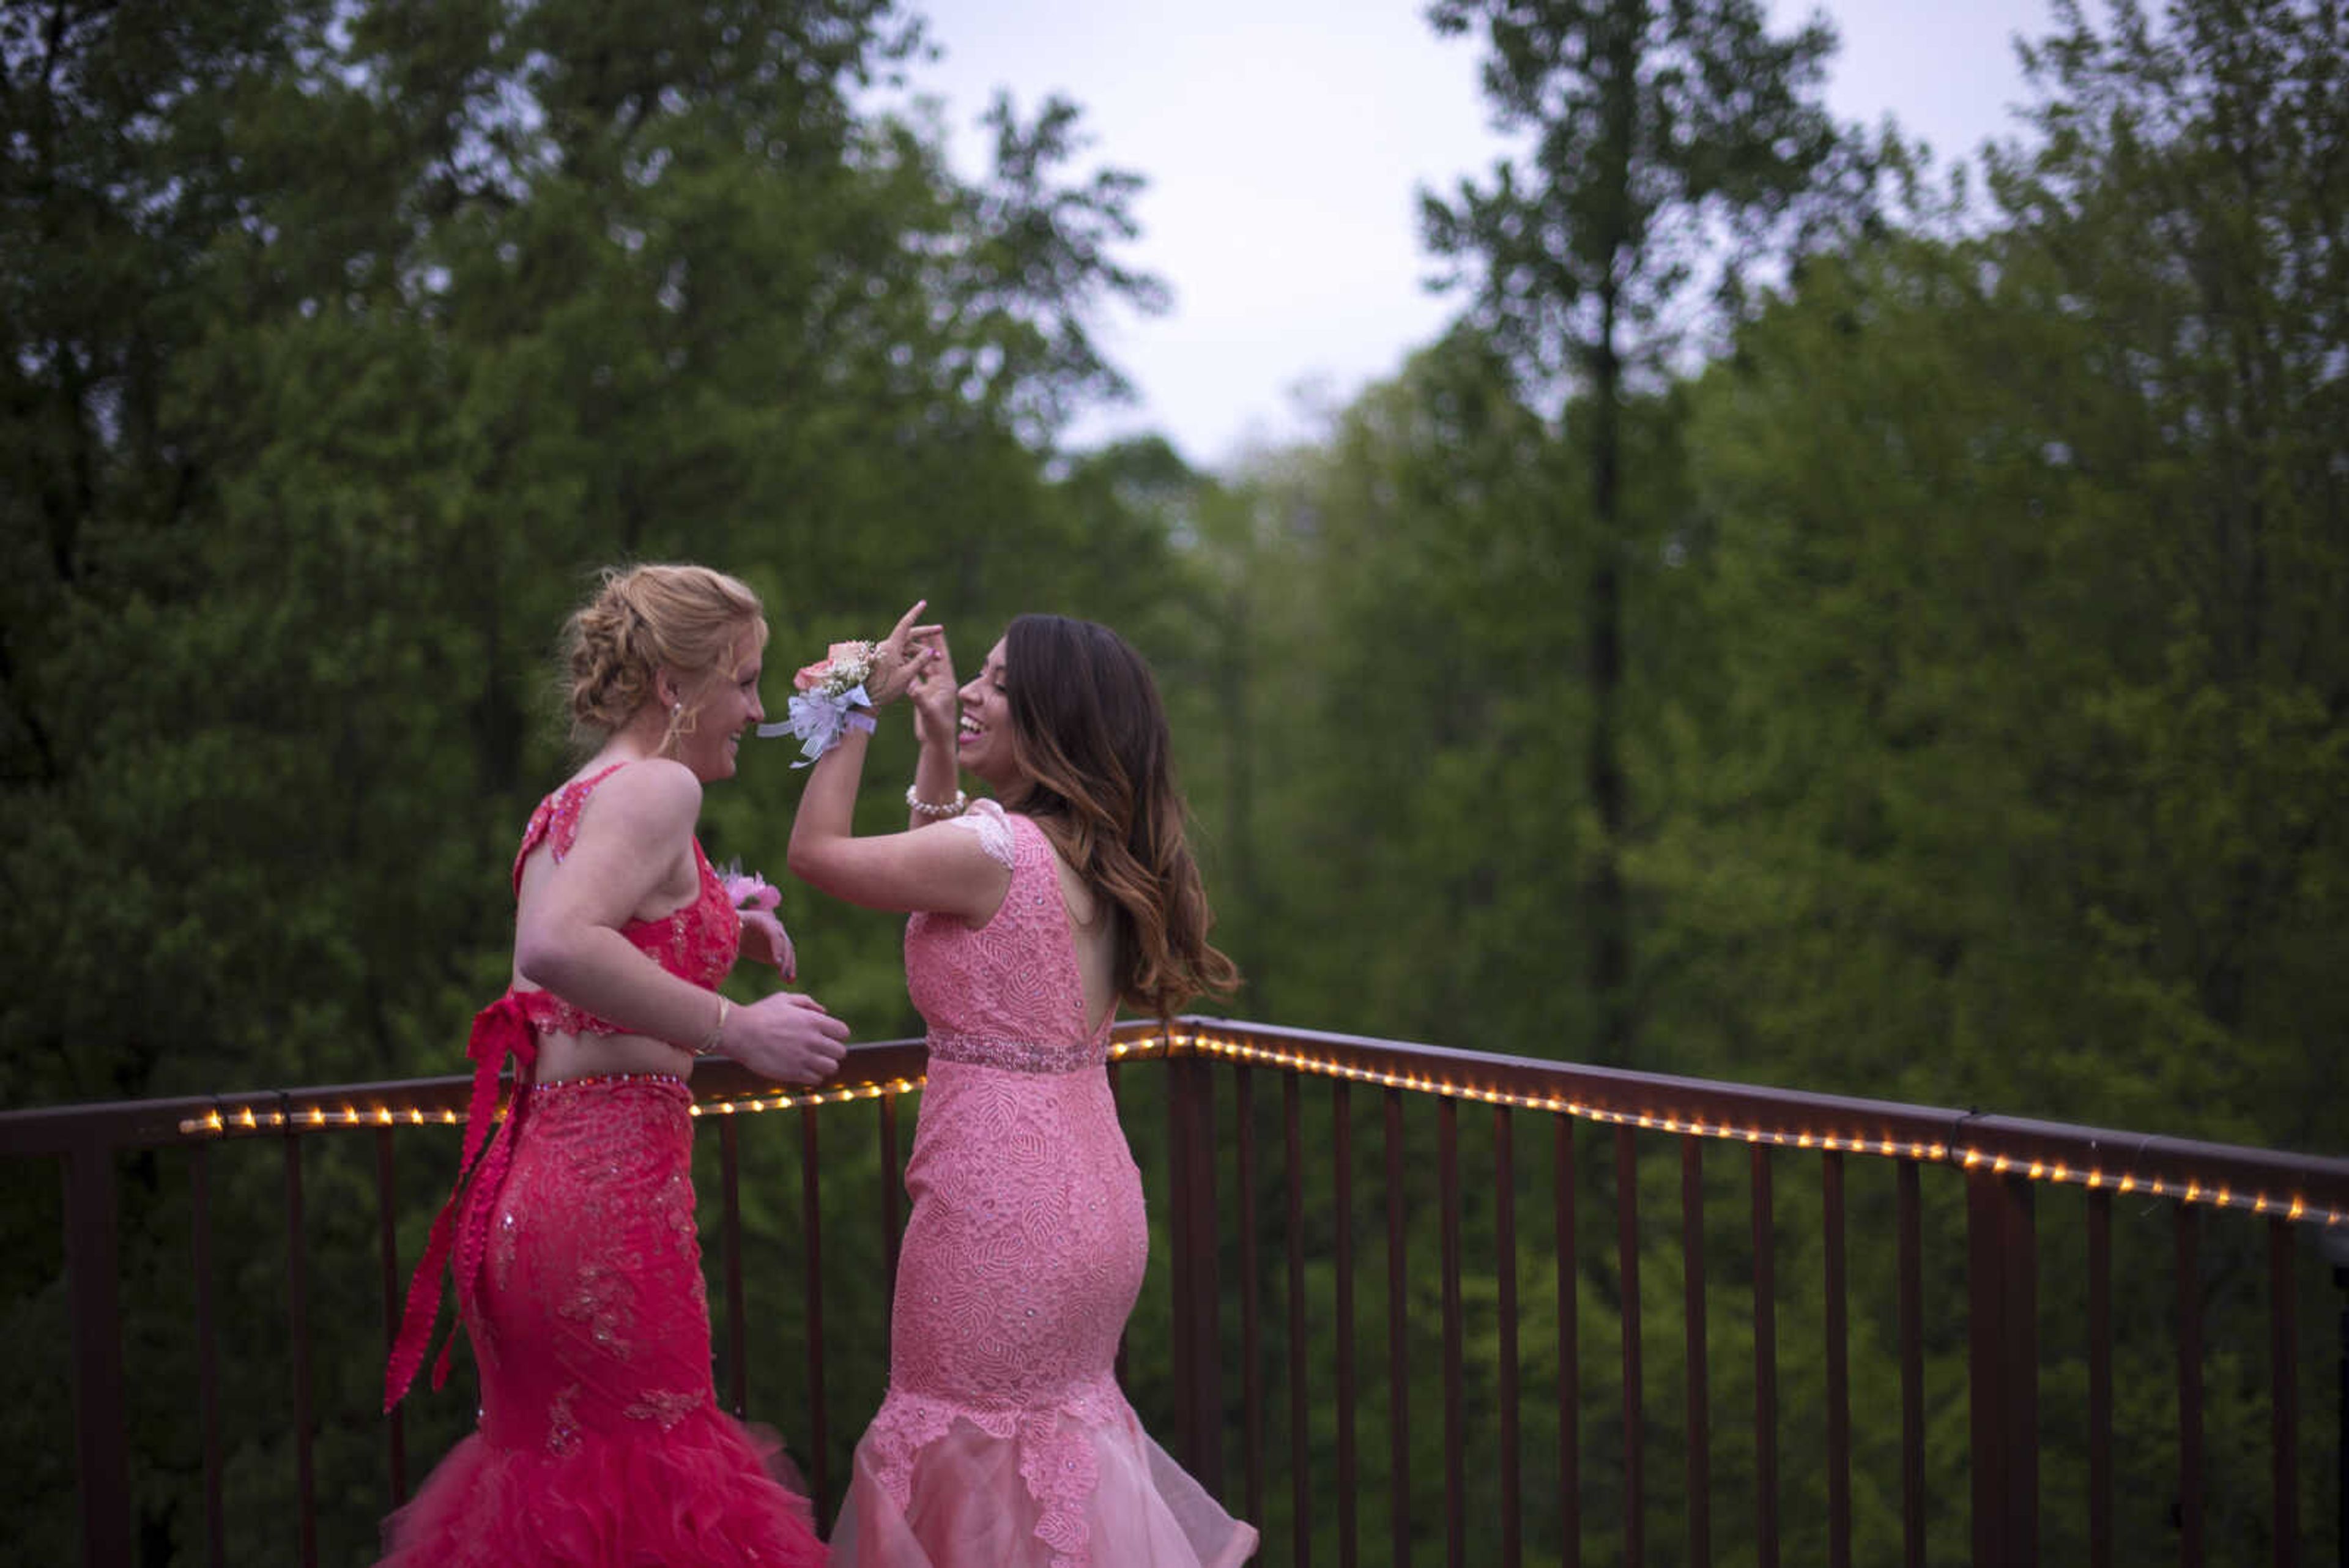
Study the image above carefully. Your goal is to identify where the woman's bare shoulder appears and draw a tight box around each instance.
[571,757,702,842]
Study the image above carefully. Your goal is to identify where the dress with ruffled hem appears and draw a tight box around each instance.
[827,804,1256,1567]
[379,1404,820,1567]
[829,1383,1254,1568]
[379,774,823,1566]
[379,1072,824,1567]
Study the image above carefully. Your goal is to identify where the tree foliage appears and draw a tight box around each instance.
[1,2,1196,1556]
[1419,0,1866,1063]
[4,0,2344,1561]
[0,0,1182,1107]
[1194,0,2343,1557]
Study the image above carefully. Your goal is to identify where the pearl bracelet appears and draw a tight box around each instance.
[905,784,969,819]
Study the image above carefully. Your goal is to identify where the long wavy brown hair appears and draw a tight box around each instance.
[1000,614,1240,1019]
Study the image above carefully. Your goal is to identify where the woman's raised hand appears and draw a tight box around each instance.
[725,991,850,1085]
[908,626,957,752]
[866,600,941,707]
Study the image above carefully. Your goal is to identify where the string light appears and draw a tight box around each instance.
[164,1025,2345,1229]
[1167,1025,2345,1228]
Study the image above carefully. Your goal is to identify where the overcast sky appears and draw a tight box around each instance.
[893,0,2059,470]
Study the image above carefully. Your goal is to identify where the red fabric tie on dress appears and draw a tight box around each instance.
[382,764,740,1416]
[371,760,822,1568]
[384,989,554,1413]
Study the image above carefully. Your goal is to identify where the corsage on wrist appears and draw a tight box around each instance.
[758,640,880,765]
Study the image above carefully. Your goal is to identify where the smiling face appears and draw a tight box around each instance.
[956,637,1017,790]
[669,619,768,782]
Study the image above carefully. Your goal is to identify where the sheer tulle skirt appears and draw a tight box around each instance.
[379,1406,820,1567]
[829,1402,1256,1568]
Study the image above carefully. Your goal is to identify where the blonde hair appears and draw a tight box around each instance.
[563,564,766,749]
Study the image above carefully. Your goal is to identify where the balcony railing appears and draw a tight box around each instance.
[4,1018,2346,1567]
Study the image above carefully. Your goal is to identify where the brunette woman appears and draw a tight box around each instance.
[790,611,1256,1568]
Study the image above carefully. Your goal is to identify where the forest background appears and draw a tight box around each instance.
[3,0,2342,1563]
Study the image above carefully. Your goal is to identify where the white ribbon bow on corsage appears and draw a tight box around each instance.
[755,640,880,766]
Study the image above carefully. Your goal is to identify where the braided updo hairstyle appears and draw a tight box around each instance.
[564,564,766,750]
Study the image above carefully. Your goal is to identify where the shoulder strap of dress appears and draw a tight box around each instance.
[511,761,631,892]
[944,798,1022,873]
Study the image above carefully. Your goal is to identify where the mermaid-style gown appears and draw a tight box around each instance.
[828,802,1256,1568]
[377,763,826,1566]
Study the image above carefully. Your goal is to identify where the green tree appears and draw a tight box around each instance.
[1239,329,1583,1049]
[1,0,1170,1106]
[1,2,1178,1557]
[1650,0,2349,1550]
[1658,0,2348,1150]
[1983,0,2349,1152]
[1420,0,1859,1064]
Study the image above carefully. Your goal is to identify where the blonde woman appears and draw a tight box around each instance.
[380,564,845,1567]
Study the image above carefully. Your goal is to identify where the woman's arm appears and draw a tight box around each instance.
[787,607,1009,922]
[787,720,1010,921]
[514,760,733,1046]
[517,759,848,1081]
[903,625,963,828]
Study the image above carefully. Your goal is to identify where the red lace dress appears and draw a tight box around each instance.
[828,803,1256,1568]
[377,763,825,1567]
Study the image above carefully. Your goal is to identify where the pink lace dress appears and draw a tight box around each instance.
[377,764,826,1567]
[828,803,1256,1568]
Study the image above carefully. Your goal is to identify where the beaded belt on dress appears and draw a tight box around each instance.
[926,1031,1099,1075]
[532,1071,689,1094]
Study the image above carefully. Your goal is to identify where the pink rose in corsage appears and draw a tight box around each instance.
[758,637,880,766]
[718,860,781,913]
[796,642,873,693]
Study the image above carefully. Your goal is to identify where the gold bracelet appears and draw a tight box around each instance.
[905,784,969,819]
[694,995,730,1057]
